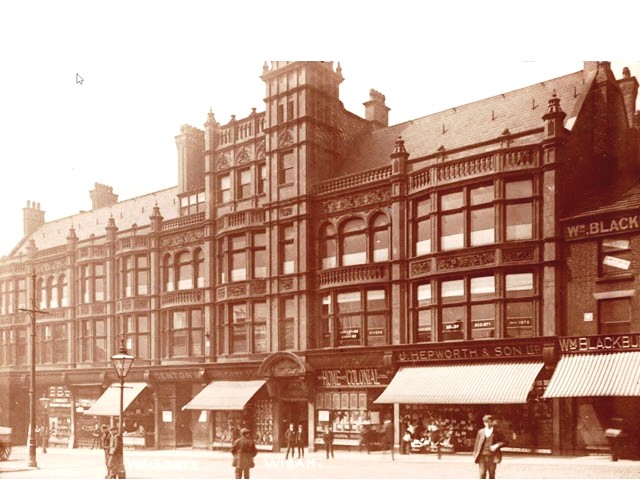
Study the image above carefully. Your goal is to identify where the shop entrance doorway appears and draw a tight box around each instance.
[281,400,307,442]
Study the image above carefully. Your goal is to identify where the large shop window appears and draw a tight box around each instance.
[217,301,269,355]
[118,314,151,359]
[162,309,204,358]
[320,288,389,347]
[78,318,106,363]
[414,272,535,342]
[598,297,631,334]
[599,237,632,277]
[505,179,533,241]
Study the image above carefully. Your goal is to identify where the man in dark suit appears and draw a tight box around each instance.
[231,427,257,479]
[472,415,507,479]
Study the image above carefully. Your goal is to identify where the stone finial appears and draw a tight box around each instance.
[623,66,631,78]
[205,109,218,127]
[263,61,269,73]
[67,224,78,242]
[336,62,342,75]
[392,136,407,155]
[545,91,564,115]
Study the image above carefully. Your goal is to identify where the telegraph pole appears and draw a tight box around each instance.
[19,270,48,468]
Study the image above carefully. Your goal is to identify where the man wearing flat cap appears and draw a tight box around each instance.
[231,427,257,479]
[472,415,507,479]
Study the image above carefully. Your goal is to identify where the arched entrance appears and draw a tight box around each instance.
[258,352,313,451]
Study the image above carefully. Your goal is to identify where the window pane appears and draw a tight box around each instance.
[231,252,247,281]
[322,238,337,269]
[416,198,430,217]
[373,230,389,262]
[471,303,495,339]
[506,203,533,240]
[338,315,361,346]
[366,290,385,310]
[442,306,464,341]
[442,279,464,302]
[441,191,463,210]
[470,185,494,205]
[600,298,631,324]
[506,273,534,297]
[506,179,533,199]
[416,218,431,255]
[470,207,495,246]
[254,250,266,278]
[506,301,533,338]
[470,276,495,300]
[173,330,187,356]
[417,284,432,306]
[173,311,187,329]
[337,292,361,312]
[253,232,266,247]
[441,212,463,250]
[343,233,366,265]
[417,309,432,342]
[366,313,386,346]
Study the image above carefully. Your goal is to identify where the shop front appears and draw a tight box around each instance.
[307,350,392,451]
[375,338,554,454]
[542,334,640,459]
[180,363,275,451]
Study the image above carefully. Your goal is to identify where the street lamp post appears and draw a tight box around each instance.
[19,270,48,468]
[111,338,134,477]
[38,395,49,454]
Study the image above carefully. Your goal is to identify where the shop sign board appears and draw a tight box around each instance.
[318,368,390,387]
[395,340,543,363]
[565,213,640,241]
[558,334,640,353]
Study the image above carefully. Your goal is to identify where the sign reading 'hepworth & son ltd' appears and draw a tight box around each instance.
[395,340,543,363]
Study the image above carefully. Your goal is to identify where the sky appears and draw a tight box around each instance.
[1,1,639,256]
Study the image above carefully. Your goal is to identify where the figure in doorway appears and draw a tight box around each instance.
[322,426,335,459]
[295,424,305,458]
[284,423,296,460]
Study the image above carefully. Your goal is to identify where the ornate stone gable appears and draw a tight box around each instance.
[216,153,231,171]
[322,187,392,214]
[236,148,251,165]
[278,129,295,149]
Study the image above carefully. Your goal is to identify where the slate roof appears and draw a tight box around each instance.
[10,187,179,257]
[562,182,640,221]
[340,69,589,175]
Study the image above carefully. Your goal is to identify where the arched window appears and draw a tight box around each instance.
[194,249,204,288]
[162,254,174,292]
[341,219,366,266]
[371,214,390,262]
[320,224,337,269]
[176,251,193,290]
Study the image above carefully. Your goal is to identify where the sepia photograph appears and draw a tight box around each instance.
[1,2,640,479]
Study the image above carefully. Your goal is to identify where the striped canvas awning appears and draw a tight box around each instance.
[84,382,148,416]
[374,361,544,405]
[182,380,266,411]
[543,352,640,398]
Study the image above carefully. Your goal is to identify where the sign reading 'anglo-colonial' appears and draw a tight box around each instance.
[396,341,543,363]
[558,334,640,353]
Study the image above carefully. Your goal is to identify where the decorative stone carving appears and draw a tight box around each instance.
[160,230,204,248]
[35,259,66,274]
[217,287,226,300]
[250,280,266,295]
[278,129,294,148]
[437,252,495,270]
[410,260,431,277]
[280,207,293,217]
[272,358,304,376]
[229,285,247,297]
[256,142,265,160]
[503,247,535,263]
[280,278,294,290]
[236,149,251,165]
[322,188,392,214]
[216,154,231,171]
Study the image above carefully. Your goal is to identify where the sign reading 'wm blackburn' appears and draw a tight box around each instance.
[558,334,640,353]
[565,213,640,241]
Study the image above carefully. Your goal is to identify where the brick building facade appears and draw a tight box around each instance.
[1,61,639,456]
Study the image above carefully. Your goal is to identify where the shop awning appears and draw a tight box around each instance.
[542,352,640,398]
[83,382,148,416]
[374,361,544,404]
[182,380,266,411]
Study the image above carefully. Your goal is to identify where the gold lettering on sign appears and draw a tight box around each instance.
[558,334,640,352]
[320,368,381,387]
[396,342,542,362]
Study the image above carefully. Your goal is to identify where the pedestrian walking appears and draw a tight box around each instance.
[284,423,296,460]
[91,423,101,449]
[100,424,111,478]
[322,426,334,459]
[382,417,394,460]
[472,415,507,479]
[107,426,125,479]
[605,418,627,462]
[231,427,257,480]
[359,422,371,454]
[295,424,305,458]
[429,420,442,459]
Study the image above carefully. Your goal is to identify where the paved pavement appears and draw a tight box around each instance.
[1,445,639,479]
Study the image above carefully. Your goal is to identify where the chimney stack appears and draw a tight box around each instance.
[364,89,390,128]
[23,200,45,236]
[90,183,118,210]
[618,66,639,128]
